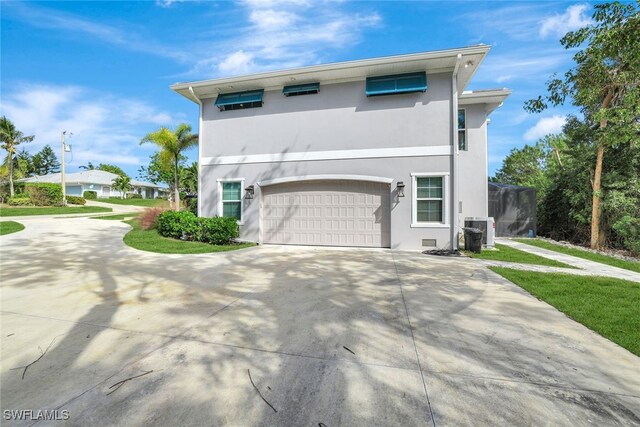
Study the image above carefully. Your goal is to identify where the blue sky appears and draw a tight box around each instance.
[1,1,592,177]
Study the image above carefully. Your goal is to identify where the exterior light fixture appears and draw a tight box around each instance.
[396,181,405,197]
[244,185,255,199]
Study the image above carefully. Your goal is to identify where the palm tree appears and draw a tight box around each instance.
[112,175,132,199]
[79,162,95,170]
[181,161,198,194]
[0,116,34,196]
[140,124,198,210]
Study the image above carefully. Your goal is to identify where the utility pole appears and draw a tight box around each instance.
[61,131,67,206]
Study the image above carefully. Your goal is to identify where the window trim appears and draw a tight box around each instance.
[458,108,467,151]
[217,178,245,225]
[410,173,450,228]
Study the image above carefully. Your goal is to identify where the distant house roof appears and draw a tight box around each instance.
[20,170,166,189]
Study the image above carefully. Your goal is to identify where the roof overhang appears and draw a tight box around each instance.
[459,88,511,115]
[172,45,491,102]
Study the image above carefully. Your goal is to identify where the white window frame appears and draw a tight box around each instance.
[217,178,245,224]
[410,173,450,228]
[458,108,467,151]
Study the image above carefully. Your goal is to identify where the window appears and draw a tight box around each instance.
[215,90,264,111]
[219,180,243,221]
[458,109,467,151]
[283,82,320,96]
[411,173,449,227]
[366,72,427,97]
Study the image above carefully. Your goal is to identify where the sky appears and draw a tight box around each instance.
[0,0,592,178]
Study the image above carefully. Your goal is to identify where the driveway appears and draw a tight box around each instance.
[1,218,639,426]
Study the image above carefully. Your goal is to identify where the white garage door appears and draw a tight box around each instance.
[262,180,390,247]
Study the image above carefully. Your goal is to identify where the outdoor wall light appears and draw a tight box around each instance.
[245,185,255,199]
[396,181,405,197]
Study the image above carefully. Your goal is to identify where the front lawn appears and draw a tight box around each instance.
[0,221,25,235]
[490,267,640,356]
[0,205,112,217]
[514,238,640,273]
[123,220,255,254]
[91,213,139,220]
[465,243,574,268]
[101,198,169,207]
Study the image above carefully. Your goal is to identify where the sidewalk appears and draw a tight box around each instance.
[487,238,640,283]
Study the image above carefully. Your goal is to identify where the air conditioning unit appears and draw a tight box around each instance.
[464,217,495,248]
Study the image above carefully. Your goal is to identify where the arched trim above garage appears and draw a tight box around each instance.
[257,174,394,187]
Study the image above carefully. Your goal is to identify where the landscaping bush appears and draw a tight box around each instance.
[7,195,33,206]
[66,195,86,205]
[127,193,142,199]
[157,210,199,240]
[25,183,63,206]
[83,190,98,200]
[156,211,239,245]
[185,196,198,215]
[138,207,166,230]
[197,216,239,245]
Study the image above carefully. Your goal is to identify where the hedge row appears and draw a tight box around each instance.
[83,191,98,200]
[156,211,239,245]
[26,183,63,206]
[66,195,86,205]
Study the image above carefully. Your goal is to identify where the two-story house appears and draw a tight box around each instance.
[171,45,510,250]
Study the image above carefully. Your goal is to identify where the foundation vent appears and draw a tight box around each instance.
[422,239,437,247]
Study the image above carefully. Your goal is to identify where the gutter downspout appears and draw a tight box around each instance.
[188,86,204,217]
[451,54,462,250]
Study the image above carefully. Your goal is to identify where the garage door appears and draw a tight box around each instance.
[262,180,390,247]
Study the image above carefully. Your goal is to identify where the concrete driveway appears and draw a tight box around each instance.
[1,218,639,426]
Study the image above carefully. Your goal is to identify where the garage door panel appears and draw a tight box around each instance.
[262,180,390,248]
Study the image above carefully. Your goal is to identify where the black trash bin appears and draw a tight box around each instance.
[463,227,483,253]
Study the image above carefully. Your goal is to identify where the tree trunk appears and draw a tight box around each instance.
[174,158,180,211]
[590,90,613,250]
[8,149,14,197]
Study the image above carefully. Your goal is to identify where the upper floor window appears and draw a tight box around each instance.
[283,82,320,96]
[365,72,427,97]
[458,109,467,151]
[215,90,264,111]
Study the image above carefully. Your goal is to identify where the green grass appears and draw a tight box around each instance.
[0,221,25,235]
[123,220,255,254]
[91,213,139,220]
[0,205,112,217]
[465,243,574,268]
[101,198,168,207]
[514,238,640,274]
[490,267,640,356]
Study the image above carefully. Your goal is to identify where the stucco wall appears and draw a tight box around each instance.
[201,156,453,250]
[201,72,453,158]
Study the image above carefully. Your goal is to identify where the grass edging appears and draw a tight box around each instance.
[91,213,139,220]
[0,221,25,236]
[464,243,574,268]
[123,220,255,254]
[100,198,169,207]
[514,238,640,273]
[489,267,639,356]
[0,206,112,217]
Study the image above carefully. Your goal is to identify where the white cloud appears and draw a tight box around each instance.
[474,52,570,85]
[0,83,180,169]
[218,51,256,75]
[524,115,566,141]
[249,9,299,30]
[539,4,592,38]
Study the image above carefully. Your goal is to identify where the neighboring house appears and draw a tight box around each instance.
[20,170,168,199]
[172,45,510,250]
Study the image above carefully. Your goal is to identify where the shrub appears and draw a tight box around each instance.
[127,193,142,199]
[83,190,98,200]
[613,215,640,256]
[137,207,166,230]
[157,210,198,239]
[197,216,239,245]
[185,196,198,215]
[66,195,86,205]
[25,183,63,206]
[8,195,33,206]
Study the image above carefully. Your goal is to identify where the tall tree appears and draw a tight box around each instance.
[16,148,35,178]
[140,124,198,210]
[181,161,198,193]
[525,2,640,249]
[32,145,61,176]
[97,163,127,176]
[0,116,35,196]
[112,175,132,199]
[79,162,95,170]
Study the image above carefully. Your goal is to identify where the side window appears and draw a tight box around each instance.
[458,109,467,151]
[415,176,444,222]
[221,181,242,221]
